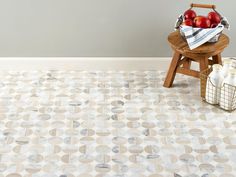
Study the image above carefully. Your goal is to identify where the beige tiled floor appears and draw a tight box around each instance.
[0,70,235,177]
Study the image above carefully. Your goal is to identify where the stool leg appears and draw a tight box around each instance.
[163,52,182,88]
[200,57,209,98]
[212,54,222,65]
[200,57,209,72]
[183,57,191,69]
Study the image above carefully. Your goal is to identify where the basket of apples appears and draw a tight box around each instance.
[176,3,229,49]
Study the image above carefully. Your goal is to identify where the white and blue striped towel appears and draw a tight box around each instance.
[175,15,230,50]
[180,24,224,50]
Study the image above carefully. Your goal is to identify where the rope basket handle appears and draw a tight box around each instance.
[191,3,216,9]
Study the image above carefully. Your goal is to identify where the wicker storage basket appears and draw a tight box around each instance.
[200,67,236,112]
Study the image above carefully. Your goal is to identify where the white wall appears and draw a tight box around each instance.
[0,0,234,57]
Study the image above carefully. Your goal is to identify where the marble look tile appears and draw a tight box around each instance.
[0,70,235,177]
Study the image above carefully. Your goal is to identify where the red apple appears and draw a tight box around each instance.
[194,16,211,28]
[184,9,197,20]
[211,23,218,28]
[182,19,193,26]
[193,16,204,24]
[208,12,221,24]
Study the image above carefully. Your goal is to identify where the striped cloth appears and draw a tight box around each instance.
[175,15,230,50]
[180,24,224,50]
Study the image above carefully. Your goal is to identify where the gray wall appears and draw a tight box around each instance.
[0,0,235,57]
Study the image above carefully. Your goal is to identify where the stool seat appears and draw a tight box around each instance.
[168,31,229,54]
[163,31,229,93]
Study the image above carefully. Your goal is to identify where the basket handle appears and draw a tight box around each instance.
[191,3,216,9]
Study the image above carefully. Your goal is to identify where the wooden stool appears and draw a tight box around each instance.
[163,31,229,88]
